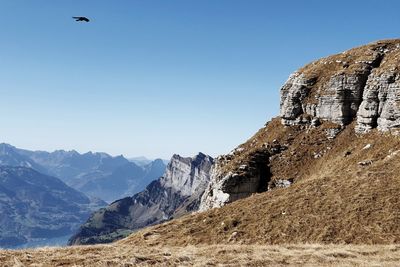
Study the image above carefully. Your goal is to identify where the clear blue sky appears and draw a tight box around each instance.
[0,0,399,159]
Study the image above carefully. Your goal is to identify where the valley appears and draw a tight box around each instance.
[0,145,167,248]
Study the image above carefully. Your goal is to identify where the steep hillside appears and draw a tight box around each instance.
[0,166,105,248]
[115,39,400,246]
[201,39,400,210]
[123,120,400,246]
[0,144,166,202]
[69,153,213,245]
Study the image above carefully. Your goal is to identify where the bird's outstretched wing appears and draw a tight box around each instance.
[72,16,90,22]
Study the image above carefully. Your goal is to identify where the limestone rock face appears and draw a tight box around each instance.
[280,40,400,133]
[356,71,400,132]
[200,148,271,211]
[280,73,318,124]
[161,153,212,197]
[315,70,371,124]
[69,153,213,245]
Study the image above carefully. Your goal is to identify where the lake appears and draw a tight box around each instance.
[6,235,71,250]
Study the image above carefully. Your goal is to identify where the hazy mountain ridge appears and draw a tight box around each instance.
[0,143,166,203]
[130,157,170,167]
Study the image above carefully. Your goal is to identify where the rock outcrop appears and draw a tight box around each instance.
[69,153,213,245]
[356,71,400,132]
[280,40,400,133]
[200,39,400,211]
[199,148,270,210]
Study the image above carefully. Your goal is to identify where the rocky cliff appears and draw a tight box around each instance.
[200,39,400,210]
[69,153,213,245]
[280,40,400,133]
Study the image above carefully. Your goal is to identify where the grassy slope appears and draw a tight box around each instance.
[120,119,400,247]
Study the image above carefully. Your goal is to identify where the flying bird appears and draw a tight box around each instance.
[73,16,90,22]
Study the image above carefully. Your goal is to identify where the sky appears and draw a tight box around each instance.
[0,0,399,159]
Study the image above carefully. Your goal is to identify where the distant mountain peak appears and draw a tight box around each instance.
[151,158,165,165]
[0,143,16,151]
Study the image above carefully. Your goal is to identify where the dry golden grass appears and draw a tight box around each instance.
[1,243,400,266]
[115,119,400,248]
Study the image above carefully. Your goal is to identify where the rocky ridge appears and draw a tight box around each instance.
[68,153,213,245]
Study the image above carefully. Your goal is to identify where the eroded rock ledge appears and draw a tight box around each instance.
[199,138,291,211]
[199,148,271,210]
[280,40,400,133]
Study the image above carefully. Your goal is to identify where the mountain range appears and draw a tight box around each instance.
[0,143,166,203]
[0,143,168,248]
